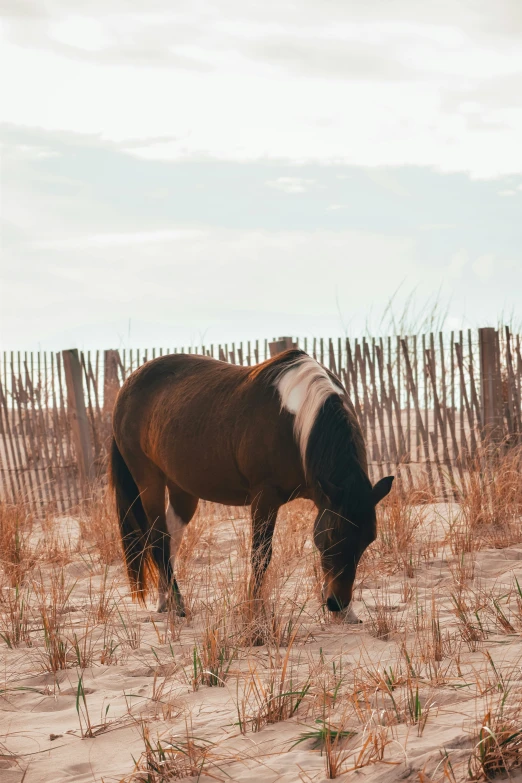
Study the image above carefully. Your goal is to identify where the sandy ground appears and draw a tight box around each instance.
[1,498,522,783]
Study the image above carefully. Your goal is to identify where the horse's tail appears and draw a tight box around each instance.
[109,437,155,605]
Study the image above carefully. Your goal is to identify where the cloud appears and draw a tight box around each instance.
[1,2,522,176]
[265,177,315,194]
[244,36,415,81]
[0,141,58,161]
[1,121,520,351]
[2,122,520,260]
[32,228,204,250]
[1,3,214,71]
[0,0,49,19]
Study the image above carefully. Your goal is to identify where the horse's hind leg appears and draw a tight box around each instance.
[132,469,173,613]
[161,483,198,614]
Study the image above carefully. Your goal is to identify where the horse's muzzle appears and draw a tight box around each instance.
[323,578,353,614]
[326,595,345,612]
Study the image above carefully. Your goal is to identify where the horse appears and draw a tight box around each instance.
[109,349,393,622]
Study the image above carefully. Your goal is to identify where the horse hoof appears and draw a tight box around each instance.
[343,604,361,624]
[155,605,185,617]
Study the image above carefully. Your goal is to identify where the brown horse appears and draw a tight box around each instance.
[109,349,393,620]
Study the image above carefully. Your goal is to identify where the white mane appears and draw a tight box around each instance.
[275,356,344,472]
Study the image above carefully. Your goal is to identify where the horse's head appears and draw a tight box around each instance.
[314,474,393,615]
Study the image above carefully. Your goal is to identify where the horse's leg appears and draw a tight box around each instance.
[133,469,172,613]
[249,492,280,601]
[163,483,198,614]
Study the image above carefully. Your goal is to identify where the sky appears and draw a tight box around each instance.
[1,1,521,351]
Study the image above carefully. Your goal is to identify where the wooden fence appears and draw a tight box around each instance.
[0,327,520,513]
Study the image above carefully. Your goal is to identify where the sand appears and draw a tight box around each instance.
[1,499,522,783]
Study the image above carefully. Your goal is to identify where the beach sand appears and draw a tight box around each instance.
[1,496,522,782]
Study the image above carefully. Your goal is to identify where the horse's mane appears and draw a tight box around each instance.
[306,394,369,494]
[247,348,306,384]
[250,350,368,488]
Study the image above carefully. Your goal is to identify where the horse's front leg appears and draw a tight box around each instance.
[247,494,280,642]
[250,497,279,598]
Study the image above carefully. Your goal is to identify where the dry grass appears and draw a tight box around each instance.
[292,710,357,779]
[79,484,122,565]
[0,501,34,586]
[192,614,239,688]
[453,444,522,550]
[122,718,221,782]
[235,631,312,733]
[0,583,31,648]
[467,656,522,780]
[32,566,74,671]
[364,582,407,640]
[377,484,427,576]
[1,454,522,782]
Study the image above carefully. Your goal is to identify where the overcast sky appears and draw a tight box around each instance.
[1,1,521,351]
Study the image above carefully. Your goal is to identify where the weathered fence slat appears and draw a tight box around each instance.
[50,352,71,512]
[401,339,436,494]
[0,376,21,501]
[479,326,503,442]
[12,352,38,508]
[62,349,95,487]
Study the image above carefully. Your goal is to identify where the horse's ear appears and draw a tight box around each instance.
[372,476,394,505]
[318,478,343,506]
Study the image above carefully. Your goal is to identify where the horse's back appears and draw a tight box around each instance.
[113,354,248,449]
[112,353,303,504]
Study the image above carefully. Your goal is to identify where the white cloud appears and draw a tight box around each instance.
[1,3,522,177]
[51,17,112,52]
[32,228,205,250]
[265,177,315,193]
[0,141,58,161]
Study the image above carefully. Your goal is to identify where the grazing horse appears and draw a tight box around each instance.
[109,349,393,620]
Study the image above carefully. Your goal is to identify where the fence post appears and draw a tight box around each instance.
[479,327,503,442]
[61,349,95,485]
[268,336,296,357]
[103,349,121,415]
